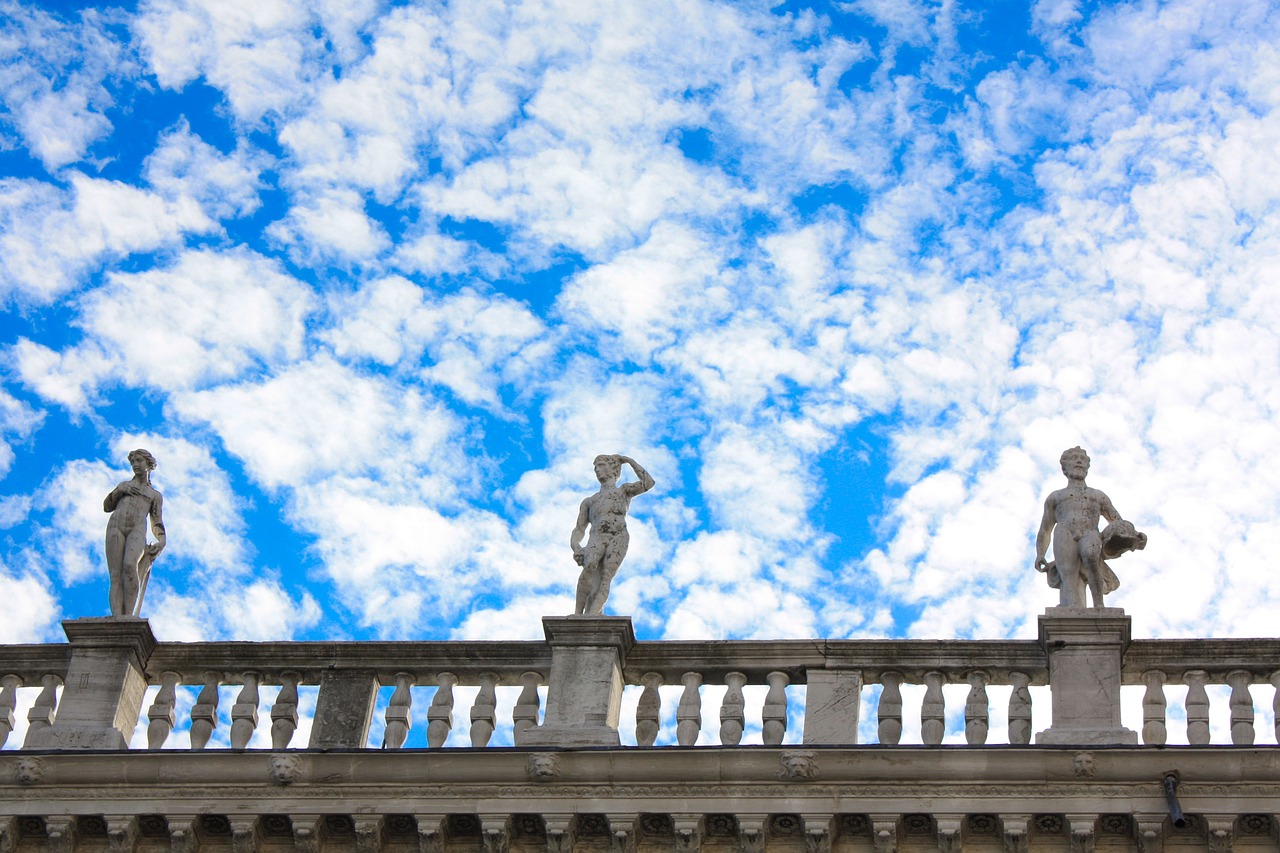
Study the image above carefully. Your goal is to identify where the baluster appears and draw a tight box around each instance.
[1227,670,1255,746]
[1184,670,1210,745]
[426,672,457,748]
[0,674,20,749]
[512,671,542,745]
[1007,671,1031,745]
[470,671,498,747]
[762,670,789,745]
[964,671,989,745]
[720,671,747,745]
[676,671,702,746]
[230,671,260,749]
[1141,670,1167,745]
[190,671,221,750]
[383,672,415,749]
[270,671,300,749]
[23,673,61,747]
[635,672,662,747]
[921,671,945,744]
[877,671,903,745]
[147,671,180,750]
[1271,671,1280,744]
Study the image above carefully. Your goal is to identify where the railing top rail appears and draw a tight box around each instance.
[0,644,73,683]
[144,640,553,684]
[623,639,1051,684]
[1122,638,1280,681]
[5,635,1280,688]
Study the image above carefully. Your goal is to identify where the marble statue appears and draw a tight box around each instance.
[103,449,166,617]
[570,454,654,615]
[1034,446,1146,608]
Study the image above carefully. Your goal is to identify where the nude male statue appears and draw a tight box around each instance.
[1034,446,1146,609]
[570,454,655,615]
[103,449,166,617]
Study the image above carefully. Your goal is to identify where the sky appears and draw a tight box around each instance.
[2,0,1280,664]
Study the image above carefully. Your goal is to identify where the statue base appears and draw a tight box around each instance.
[522,616,635,748]
[1035,609,1138,746]
[26,617,156,750]
[1036,727,1139,746]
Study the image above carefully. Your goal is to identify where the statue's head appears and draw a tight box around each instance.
[128,449,157,474]
[1059,446,1090,478]
[593,454,621,483]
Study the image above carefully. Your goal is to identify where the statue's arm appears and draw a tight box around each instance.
[103,482,123,512]
[148,493,167,556]
[618,456,655,496]
[1034,495,1055,570]
[570,499,590,559]
[1099,491,1121,524]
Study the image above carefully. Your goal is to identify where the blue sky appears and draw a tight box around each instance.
[2,0,1280,647]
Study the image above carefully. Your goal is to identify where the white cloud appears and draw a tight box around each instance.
[325,276,550,409]
[0,3,127,169]
[557,222,731,362]
[0,562,58,643]
[663,579,816,640]
[0,174,217,304]
[267,188,389,262]
[144,120,270,218]
[135,0,325,123]
[81,248,313,388]
[0,390,43,478]
[172,356,472,492]
[38,457,116,586]
[11,247,313,409]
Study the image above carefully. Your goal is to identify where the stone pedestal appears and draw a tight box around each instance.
[522,616,635,747]
[1035,608,1138,745]
[802,669,862,744]
[27,617,156,750]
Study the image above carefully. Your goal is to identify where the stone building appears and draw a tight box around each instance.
[2,611,1279,851]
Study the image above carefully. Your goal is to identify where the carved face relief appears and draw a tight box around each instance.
[527,753,560,782]
[778,750,818,781]
[15,757,44,785]
[268,753,303,785]
[1072,751,1096,778]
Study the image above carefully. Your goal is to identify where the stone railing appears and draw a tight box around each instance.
[2,613,1279,752]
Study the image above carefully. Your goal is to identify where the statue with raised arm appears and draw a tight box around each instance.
[1034,447,1146,609]
[103,449,166,617]
[570,454,655,615]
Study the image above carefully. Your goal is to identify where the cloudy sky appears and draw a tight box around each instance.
[2,0,1280,661]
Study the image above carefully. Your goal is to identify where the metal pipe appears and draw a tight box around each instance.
[1163,773,1186,828]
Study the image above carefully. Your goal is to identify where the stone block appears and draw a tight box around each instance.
[309,671,378,749]
[803,670,862,745]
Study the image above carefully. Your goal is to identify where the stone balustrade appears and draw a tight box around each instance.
[3,617,1279,752]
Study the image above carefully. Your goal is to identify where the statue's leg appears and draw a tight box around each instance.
[1052,532,1082,607]
[1079,530,1105,608]
[105,526,126,616]
[576,542,606,615]
[119,528,147,617]
[587,533,629,615]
